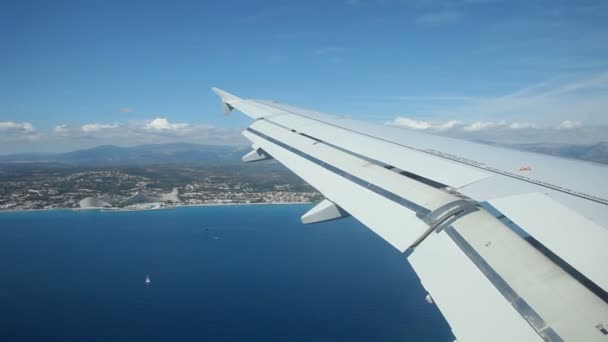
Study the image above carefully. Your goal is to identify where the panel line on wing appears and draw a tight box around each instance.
[481,202,608,304]
[445,226,564,342]
[246,128,430,216]
[261,118,449,189]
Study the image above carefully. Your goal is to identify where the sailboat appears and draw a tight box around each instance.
[145,275,151,284]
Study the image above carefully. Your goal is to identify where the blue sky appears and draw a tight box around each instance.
[1,0,608,153]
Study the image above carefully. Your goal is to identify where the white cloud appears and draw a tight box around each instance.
[557,120,583,130]
[386,117,537,133]
[144,118,190,132]
[81,123,120,133]
[387,117,433,130]
[0,121,39,146]
[509,122,536,129]
[385,116,608,145]
[436,120,464,131]
[54,124,70,135]
[1,118,246,153]
[463,120,507,132]
[0,121,34,132]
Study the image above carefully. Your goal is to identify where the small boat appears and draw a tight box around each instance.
[145,275,151,284]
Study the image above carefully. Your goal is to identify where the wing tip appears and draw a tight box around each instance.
[211,87,241,103]
[211,87,242,115]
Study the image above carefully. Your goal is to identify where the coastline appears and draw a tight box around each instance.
[0,201,314,214]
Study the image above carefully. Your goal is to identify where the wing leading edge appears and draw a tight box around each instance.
[212,88,608,342]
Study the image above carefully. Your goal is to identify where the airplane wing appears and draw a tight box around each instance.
[212,87,608,342]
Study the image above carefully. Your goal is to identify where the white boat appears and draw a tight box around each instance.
[145,275,151,284]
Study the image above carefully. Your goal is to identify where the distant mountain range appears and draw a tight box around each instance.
[508,142,608,164]
[0,141,607,165]
[479,141,608,165]
[0,143,248,165]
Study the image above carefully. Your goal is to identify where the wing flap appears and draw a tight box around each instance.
[488,192,608,293]
[412,207,608,342]
[250,120,457,210]
[408,228,543,342]
[243,127,430,251]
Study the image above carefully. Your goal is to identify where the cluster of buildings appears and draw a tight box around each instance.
[178,179,319,205]
[0,170,321,211]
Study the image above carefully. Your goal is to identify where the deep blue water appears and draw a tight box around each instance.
[0,205,453,341]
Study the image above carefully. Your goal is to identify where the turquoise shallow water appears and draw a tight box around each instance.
[0,205,453,341]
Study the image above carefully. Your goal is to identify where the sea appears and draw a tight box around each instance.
[0,204,453,341]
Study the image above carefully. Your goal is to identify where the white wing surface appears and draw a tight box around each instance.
[212,88,608,342]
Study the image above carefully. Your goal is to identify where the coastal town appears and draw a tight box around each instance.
[0,168,322,211]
